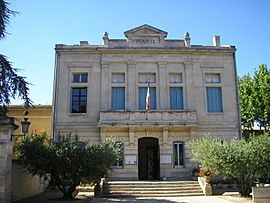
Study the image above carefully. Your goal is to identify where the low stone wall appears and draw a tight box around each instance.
[198,176,212,196]
[11,161,47,201]
[252,186,270,203]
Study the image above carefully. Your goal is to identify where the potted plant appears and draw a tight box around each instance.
[199,167,213,183]
[192,167,200,176]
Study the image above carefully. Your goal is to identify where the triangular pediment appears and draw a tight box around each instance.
[124,24,168,39]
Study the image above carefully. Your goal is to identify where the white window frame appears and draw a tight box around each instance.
[72,73,88,83]
[173,141,185,168]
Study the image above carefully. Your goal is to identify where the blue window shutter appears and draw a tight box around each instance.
[111,87,125,110]
[139,87,147,110]
[170,87,183,110]
[150,87,156,110]
[206,87,223,112]
[139,87,156,110]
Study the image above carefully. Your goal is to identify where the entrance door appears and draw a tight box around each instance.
[138,137,160,180]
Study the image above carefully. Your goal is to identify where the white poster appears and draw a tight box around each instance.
[125,155,137,165]
[160,154,172,164]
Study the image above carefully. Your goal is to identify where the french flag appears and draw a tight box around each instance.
[146,86,150,112]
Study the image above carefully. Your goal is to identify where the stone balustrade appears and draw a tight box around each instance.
[99,110,198,127]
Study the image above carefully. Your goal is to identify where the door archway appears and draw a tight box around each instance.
[138,137,160,180]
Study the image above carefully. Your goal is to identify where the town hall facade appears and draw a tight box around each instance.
[52,24,240,180]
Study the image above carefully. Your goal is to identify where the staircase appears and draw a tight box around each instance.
[102,180,204,197]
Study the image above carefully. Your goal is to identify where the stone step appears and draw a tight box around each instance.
[104,192,204,197]
[105,181,200,185]
[105,186,201,191]
[105,189,202,193]
[103,181,203,197]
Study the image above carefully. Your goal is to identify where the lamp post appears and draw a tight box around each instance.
[21,110,30,137]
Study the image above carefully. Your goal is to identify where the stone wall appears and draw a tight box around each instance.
[11,161,47,201]
[0,117,17,203]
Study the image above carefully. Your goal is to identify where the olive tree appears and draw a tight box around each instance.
[190,134,270,197]
[16,132,120,200]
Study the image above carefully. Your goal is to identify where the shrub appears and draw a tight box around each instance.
[16,132,120,200]
[190,134,270,197]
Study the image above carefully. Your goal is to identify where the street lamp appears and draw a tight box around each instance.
[21,110,30,137]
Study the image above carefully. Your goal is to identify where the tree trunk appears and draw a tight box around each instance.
[61,185,77,200]
[237,177,252,197]
[62,191,73,200]
[238,185,252,197]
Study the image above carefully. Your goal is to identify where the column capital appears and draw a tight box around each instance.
[101,62,109,68]
[162,127,169,142]
[129,128,135,145]
[184,60,193,67]
[158,62,167,67]
[127,61,137,66]
[162,127,169,131]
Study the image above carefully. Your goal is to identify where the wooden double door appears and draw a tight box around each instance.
[138,137,160,180]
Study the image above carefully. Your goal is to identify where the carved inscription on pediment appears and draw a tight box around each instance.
[134,39,157,44]
[129,37,161,47]
[124,25,167,47]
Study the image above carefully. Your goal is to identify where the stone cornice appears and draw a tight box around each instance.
[55,46,236,57]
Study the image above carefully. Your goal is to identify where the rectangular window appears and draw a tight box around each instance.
[173,142,184,166]
[73,73,88,83]
[139,73,156,83]
[206,87,223,112]
[114,142,124,167]
[139,87,156,110]
[71,87,87,113]
[169,73,182,83]
[205,73,221,83]
[170,87,183,110]
[111,87,125,110]
[112,73,125,83]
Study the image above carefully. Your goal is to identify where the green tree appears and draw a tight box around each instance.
[190,134,270,197]
[251,64,270,130]
[0,0,31,116]
[238,64,270,131]
[16,132,120,200]
[238,74,254,129]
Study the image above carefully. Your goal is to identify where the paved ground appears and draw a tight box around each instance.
[91,196,252,203]
[14,190,252,203]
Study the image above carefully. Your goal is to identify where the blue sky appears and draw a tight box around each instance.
[2,0,270,105]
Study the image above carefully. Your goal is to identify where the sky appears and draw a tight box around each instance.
[2,0,270,105]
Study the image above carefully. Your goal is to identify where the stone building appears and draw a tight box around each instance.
[52,24,240,180]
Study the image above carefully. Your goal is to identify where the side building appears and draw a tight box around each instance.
[8,105,52,137]
[52,24,240,180]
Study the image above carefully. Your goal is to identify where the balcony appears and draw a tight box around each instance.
[99,110,198,127]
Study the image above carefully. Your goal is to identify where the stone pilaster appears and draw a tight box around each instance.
[127,61,136,110]
[162,127,169,148]
[0,117,18,203]
[190,130,197,139]
[129,128,135,146]
[100,63,109,111]
[100,127,107,143]
[158,62,167,110]
[184,61,194,109]
[162,127,168,142]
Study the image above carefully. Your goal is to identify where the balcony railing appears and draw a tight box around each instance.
[99,110,198,127]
